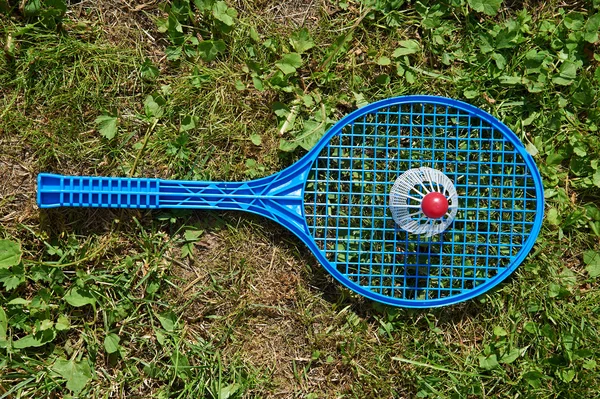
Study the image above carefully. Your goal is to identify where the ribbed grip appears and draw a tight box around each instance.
[37,173,160,209]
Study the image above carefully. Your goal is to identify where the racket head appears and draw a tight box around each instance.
[298,95,544,308]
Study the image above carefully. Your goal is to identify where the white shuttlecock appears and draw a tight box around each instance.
[389,167,458,237]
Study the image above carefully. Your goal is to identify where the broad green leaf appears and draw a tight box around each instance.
[235,80,245,91]
[23,0,41,16]
[0,265,25,290]
[13,329,56,349]
[181,242,193,258]
[250,134,262,146]
[249,26,259,42]
[463,89,479,99]
[275,53,302,75]
[8,297,30,305]
[0,307,7,342]
[156,17,168,33]
[586,203,600,220]
[491,52,506,69]
[104,333,120,354]
[194,0,215,12]
[252,76,264,91]
[569,156,590,176]
[548,283,569,298]
[55,315,70,331]
[583,359,597,370]
[525,142,539,156]
[500,348,520,364]
[552,60,582,85]
[590,221,600,237]
[64,286,96,307]
[583,251,600,277]
[558,369,576,383]
[392,40,420,57]
[198,39,226,62]
[499,75,522,85]
[493,326,508,337]
[377,56,391,66]
[155,328,166,346]
[170,0,190,21]
[218,383,241,399]
[273,102,291,118]
[140,59,159,80]
[212,1,237,26]
[157,310,177,332]
[94,115,118,140]
[546,153,564,166]
[583,13,600,43]
[573,146,587,157]
[168,13,183,33]
[478,354,499,370]
[0,239,22,269]
[523,370,545,388]
[161,84,172,97]
[575,348,594,359]
[376,73,391,85]
[558,60,580,79]
[41,0,67,25]
[180,115,196,132]
[144,95,164,118]
[593,170,600,188]
[523,321,537,333]
[478,34,494,53]
[467,0,503,16]
[167,14,184,45]
[290,28,315,53]
[146,280,160,294]
[171,350,191,379]
[564,12,585,30]
[165,45,182,61]
[298,119,327,151]
[302,94,314,107]
[184,229,203,241]
[494,26,519,50]
[40,319,54,330]
[353,92,368,108]
[52,358,92,393]
[279,139,298,152]
[560,268,577,287]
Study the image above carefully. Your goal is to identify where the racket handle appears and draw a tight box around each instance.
[37,174,160,209]
[37,173,305,211]
[37,171,309,236]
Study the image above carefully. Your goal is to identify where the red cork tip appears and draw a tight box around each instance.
[421,192,449,219]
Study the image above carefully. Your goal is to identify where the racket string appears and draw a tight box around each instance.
[304,102,539,302]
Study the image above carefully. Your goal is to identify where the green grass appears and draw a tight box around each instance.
[1,0,600,397]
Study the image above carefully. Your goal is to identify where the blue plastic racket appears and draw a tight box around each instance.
[37,95,544,308]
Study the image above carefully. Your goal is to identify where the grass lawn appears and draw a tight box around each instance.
[1,0,600,397]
